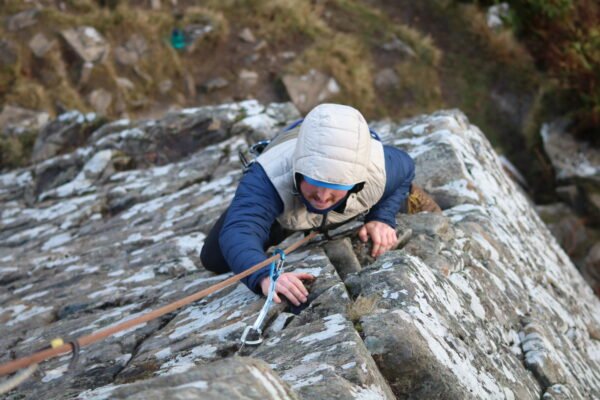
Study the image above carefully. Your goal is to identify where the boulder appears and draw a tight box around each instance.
[0,105,49,136]
[114,34,148,66]
[487,3,511,30]
[281,70,341,114]
[374,68,399,89]
[61,26,109,64]
[541,120,600,183]
[28,33,57,58]
[6,9,38,31]
[88,89,113,115]
[202,77,229,93]
[30,110,100,163]
[239,69,259,86]
[381,35,416,57]
[239,28,256,43]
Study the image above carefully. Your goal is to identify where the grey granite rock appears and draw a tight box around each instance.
[1,105,599,400]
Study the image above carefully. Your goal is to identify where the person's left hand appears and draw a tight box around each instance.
[358,221,398,258]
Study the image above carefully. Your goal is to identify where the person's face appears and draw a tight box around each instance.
[299,179,348,210]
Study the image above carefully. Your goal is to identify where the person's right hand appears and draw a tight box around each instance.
[260,272,315,306]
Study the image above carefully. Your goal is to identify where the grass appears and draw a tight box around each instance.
[0,130,36,169]
[389,59,444,118]
[200,0,328,41]
[347,295,379,323]
[286,33,377,115]
[0,0,551,178]
[5,80,55,112]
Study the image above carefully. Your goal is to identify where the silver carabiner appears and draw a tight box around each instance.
[240,326,263,345]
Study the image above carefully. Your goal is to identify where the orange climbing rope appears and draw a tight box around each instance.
[0,231,318,378]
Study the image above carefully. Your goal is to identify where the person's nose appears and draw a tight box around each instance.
[315,188,332,200]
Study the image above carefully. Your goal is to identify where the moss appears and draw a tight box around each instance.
[5,80,54,113]
[53,81,89,113]
[0,130,37,170]
[0,0,31,15]
[354,321,363,333]
[0,65,18,101]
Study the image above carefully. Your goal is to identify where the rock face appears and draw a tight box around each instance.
[1,102,599,399]
[541,120,600,295]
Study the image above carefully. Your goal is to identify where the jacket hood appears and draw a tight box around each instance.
[293,103,371,187]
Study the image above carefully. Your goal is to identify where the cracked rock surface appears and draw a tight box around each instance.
[1,102,599,399]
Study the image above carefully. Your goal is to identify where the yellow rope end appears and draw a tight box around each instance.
[50,338,64,348]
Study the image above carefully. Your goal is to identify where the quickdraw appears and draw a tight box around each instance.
[239,248,286,347]
[0,231,318,391]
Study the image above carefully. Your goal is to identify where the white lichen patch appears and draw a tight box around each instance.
[22,290,49,301]
[168,284,256,341]
[154,347,172,360]
[296,314,347,344]
[173,380,209,390]
[122,268,156,283]
[41,232,73,251]
[281,363,332,389]
[14,283,33,294]
[5,304,53,327]
[438,179,480,201]
[448,273,486,319]
[172,233,206,257]
[248,365,294,399]
[182,273,232,292]
[290,266,322,277]
[42,364,69,383]
[76,383,119,400]
[350,383,388,400]
[157,344,218,376]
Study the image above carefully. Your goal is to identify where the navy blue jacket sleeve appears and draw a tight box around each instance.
[219,163,284,294]
[365,146,415,228]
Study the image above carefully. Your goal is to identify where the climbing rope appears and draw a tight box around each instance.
[0,231,318,388]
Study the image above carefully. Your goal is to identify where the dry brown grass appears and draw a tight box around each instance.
[0,130,37,169]
[461,4,533,68]
[204,0,327,39]
[183,7,230,45]
[5,81,54,113]
[392,60,444,117]
[395,25,443,68]
[287,33,376,115]
[347,295,379,323]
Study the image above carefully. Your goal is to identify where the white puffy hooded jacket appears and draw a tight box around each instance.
[257,103,386,230]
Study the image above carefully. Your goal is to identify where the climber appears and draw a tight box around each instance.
[200,103,440,307]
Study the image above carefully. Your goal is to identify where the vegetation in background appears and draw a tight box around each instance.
[0,130,37,169]
[513,0,599,143]
[0,0,594,182]
[467,0,599,143]
[286,33,377,115]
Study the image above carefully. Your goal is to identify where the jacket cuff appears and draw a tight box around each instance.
[364,215,397,229]
[248,268,271,295]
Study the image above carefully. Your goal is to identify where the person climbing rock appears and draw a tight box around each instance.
[200,103,439,306]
